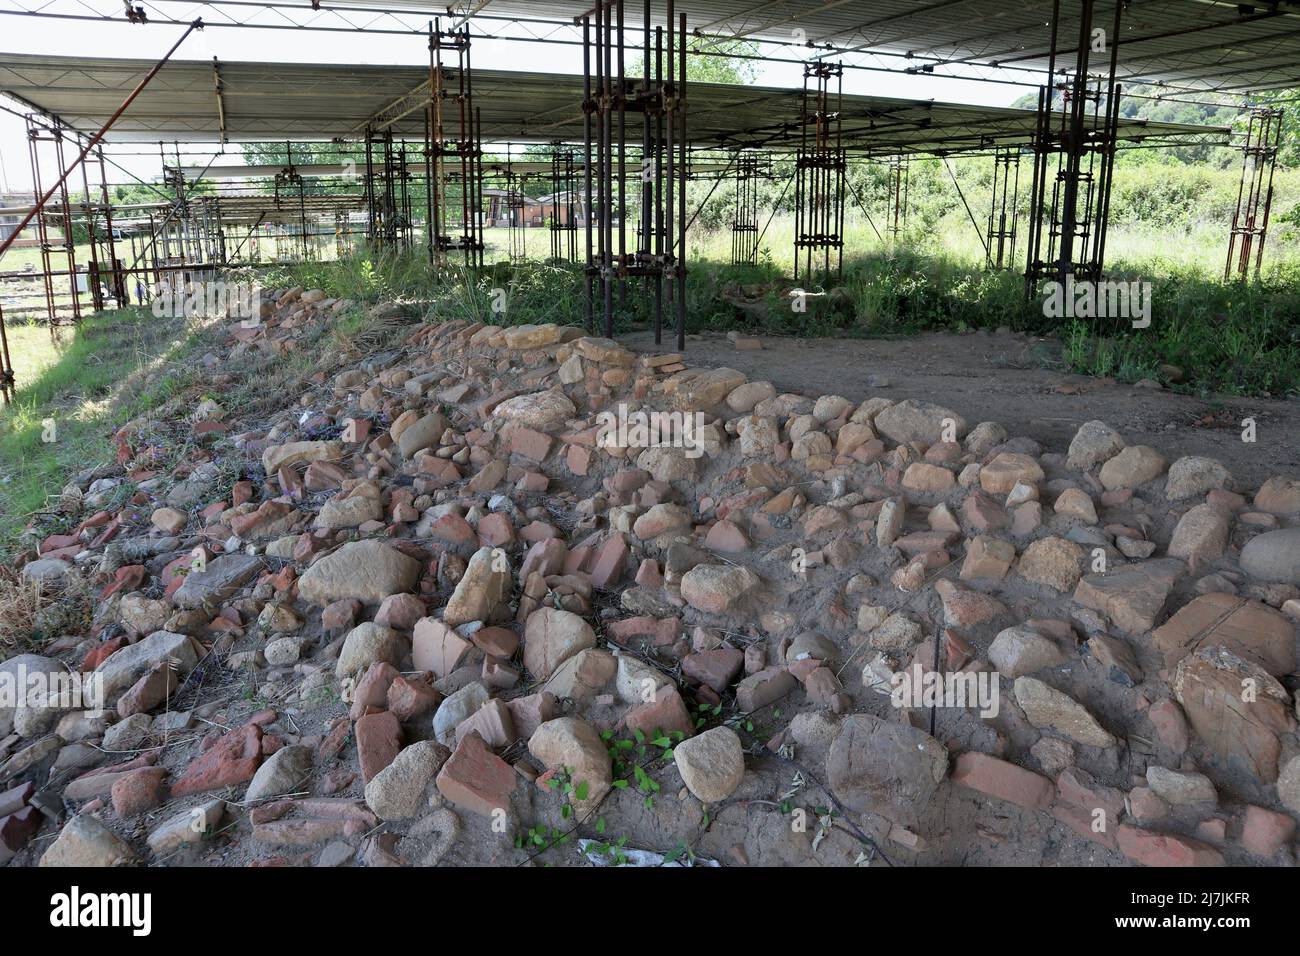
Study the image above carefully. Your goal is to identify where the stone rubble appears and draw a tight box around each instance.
[1,293,1298,869]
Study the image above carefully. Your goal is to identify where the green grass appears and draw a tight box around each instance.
[258,239,1300,398]
[0,308,216,552]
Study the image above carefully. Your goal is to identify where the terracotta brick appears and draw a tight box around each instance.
[682,647,744,692]
[477,512,516,548]
[509,426,553,462]
[454,699,516,749]
[412,618,474,678]
[355,711,403,783]
[173,723,263,797]
[0,806,42,855]
[111,767,169,816]
[952,752,1055,809]
[567,444,592,476]
[1115,825,1225,867]
[625,685,695,740]
[386,675,441,722]
[1240,804,1296,858]
[435,731,517,817]
[588,535,629,589]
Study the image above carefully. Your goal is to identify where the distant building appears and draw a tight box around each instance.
[0,190,45,246]
[483,189,589,227]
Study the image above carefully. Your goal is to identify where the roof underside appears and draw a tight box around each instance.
[443,0,1300,93]
[0,54,1221,154]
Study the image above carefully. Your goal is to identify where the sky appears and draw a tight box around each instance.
[0,7,1037,194]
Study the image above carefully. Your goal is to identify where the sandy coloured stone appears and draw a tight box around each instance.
[1072,558,1183,634]
[1239,527,1300,584]
[523,607,597,679]
[298,540,422,606]
[672,726,745,803]
[1017,536,1084,592]
[1014,677,1116,747]
[39,814,136,867]
[1099,445,1167,490]
[1066,420,1124,471]
[680,563,757,614]
[827,715,948,827]
[528,717,612,815]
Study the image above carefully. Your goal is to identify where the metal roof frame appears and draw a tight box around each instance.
[0,53,1226,155]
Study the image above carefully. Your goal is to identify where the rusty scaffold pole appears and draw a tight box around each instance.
[0,19,203,400]
[579,0,687,346]
[731,150,771,266]
[427,18,484,269]
[1024,0,1122,300]
[549,146,578,263]
[794,60,846,286]
[1225,106,1283,282]
[886,154,909,242]
[987,146,1021,270]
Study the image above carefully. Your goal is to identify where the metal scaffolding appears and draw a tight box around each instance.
[730,150,770,266]
[987,146,1021,271]
[580,0,688,346]
[0,1,1248,403]
[427,19,485,268]
[1024,0,1122,297]
[27,116,81,335]
[793,61,846,286]
[364,127,412,250]
[886,154,910,242]
[1224,106,1283,282]
[504,164,527,263]
[548,147,578,263]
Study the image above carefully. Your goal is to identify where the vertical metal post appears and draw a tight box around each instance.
[1225,107,1283,281]
[582,14,595,332]
[1024,0,1121,299]
[676,9,687,351]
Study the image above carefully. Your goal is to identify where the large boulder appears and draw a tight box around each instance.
[1013,677,1115,747]
[1066,420,1124,471]
[395,411,450,458]
[672,725,745,803]
[827,715,949,827]
[298,540,422,606]
[493,390,575,431]
[262,440,341,475]
[873,399,967,445]
[1072,558,1183,634]
[1173,646,1294,782]
[1253,476,1300,515]
[0,654,70,738]
[668,367,747,411]
[1152,592,1294,676]
[523,608,596,680]
[39,814,136,867]
[95,631,201,703]
[335,623,406,679]
[1099,445,1168,490]
[680,563,758,614]
[173,553,263,609]
[365,740,450,821]
[243,744,314,803]
[1165,456,1231,500]
[1239,527,1300,585]
[528,717,613,815]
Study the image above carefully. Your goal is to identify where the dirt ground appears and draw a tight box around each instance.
[623,328,1300,491]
